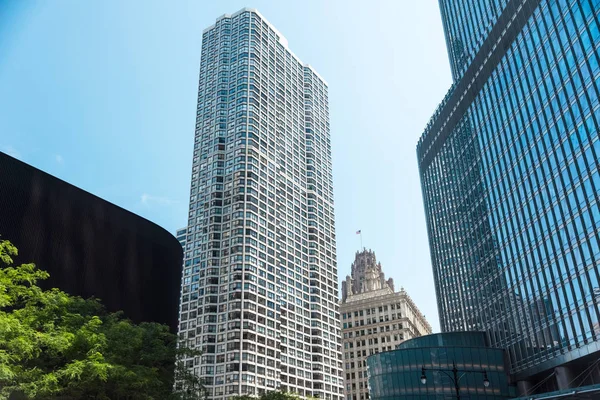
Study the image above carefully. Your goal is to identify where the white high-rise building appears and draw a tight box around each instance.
[177,8,342,400]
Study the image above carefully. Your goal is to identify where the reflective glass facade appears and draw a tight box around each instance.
[177,8,342,400]
[367,332,514,400]
[439,0,509,79]
[418,0,600,383]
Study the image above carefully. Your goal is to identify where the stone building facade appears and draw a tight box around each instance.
[340,250,432,400]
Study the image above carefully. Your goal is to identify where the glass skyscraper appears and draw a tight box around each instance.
[418,0,600,395]
[177,8,342,400]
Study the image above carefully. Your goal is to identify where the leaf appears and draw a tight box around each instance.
[0,238,181,399]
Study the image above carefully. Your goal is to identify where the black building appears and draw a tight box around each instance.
[0,152,182,331]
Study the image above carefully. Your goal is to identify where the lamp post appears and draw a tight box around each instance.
[420,361,490,400]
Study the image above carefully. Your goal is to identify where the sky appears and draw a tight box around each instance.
[0,0,452,332]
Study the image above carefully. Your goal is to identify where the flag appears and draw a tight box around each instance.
[356,230,361,235]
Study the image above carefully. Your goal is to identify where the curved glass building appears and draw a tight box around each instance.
[367,332,515,400]
[418,0,600,395]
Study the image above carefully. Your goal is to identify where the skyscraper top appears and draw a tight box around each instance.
[202,8,328,85]
[341,249,396,303]
[203,8,286,44]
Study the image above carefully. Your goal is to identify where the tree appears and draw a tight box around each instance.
[232,391,303,400]
[0,239,204,400]
[173,357,206,400]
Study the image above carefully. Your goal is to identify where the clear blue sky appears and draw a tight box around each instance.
[0,0,452,332]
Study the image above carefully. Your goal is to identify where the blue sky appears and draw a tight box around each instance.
[0,0,452,331]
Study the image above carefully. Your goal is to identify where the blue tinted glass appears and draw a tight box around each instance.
[418,0,600,379]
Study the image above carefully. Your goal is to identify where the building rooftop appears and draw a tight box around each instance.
[202,7,328,86]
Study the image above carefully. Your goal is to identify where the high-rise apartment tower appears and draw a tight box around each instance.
[177,8,343,400]
[418,0,600,395]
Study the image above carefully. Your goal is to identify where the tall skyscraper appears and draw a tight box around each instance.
[177,8,342,400]
[418,0,600,395]
[340,250,431,400]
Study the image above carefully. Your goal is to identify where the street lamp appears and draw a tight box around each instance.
[420,362,490,400]
[483,371,490,388]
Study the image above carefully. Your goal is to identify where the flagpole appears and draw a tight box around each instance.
[360,231,363,250]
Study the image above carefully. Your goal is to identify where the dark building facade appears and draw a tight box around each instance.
[0,152,182,331]
[367,332,515,400]
[417,0,600,395]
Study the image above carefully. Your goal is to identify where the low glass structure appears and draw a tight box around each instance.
[367,332,516,400]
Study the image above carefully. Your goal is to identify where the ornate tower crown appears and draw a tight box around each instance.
[341,249,395,302]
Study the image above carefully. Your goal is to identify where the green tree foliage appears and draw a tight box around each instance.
[232,391,304,400]
[173,358,206,400]
[0,239,204,400]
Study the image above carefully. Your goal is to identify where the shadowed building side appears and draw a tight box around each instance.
[0,151,182,331]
